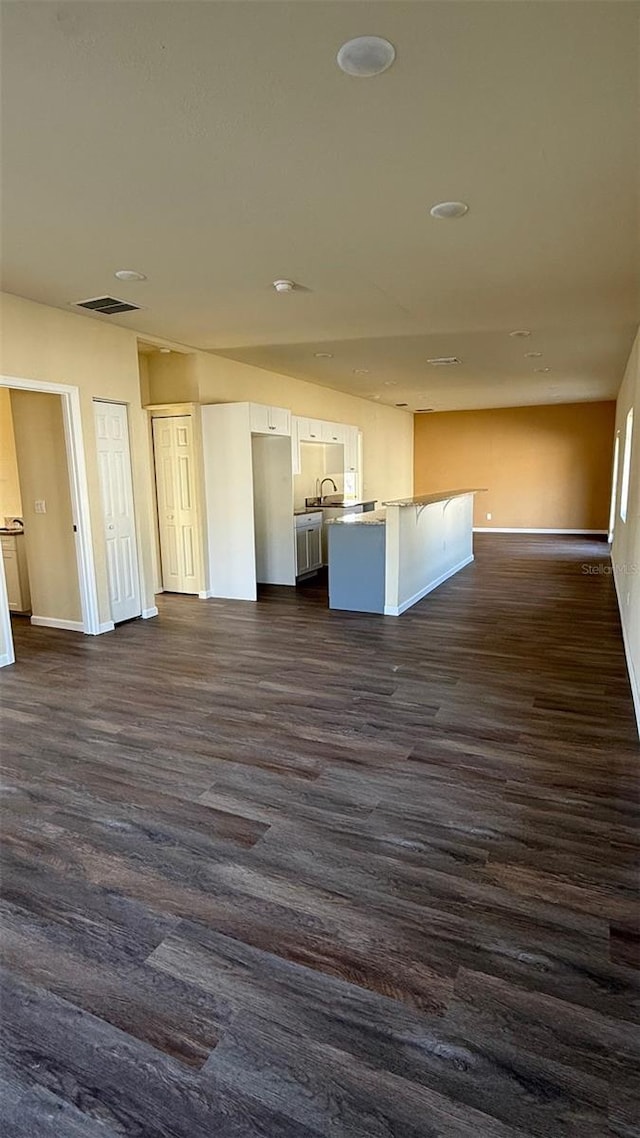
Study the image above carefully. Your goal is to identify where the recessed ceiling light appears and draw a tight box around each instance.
[114,269,146,282]
[524,351,542,358]
[427,356,461,366]
[273,279,296,293]
[509,330,531,338]
[534,367,551,373]
[429,201,469,220]
[314,352,333,359]
[337,36,396,77]
[353,368,369,375]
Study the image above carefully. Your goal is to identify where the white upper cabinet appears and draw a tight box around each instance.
[296,417,322,442]
[249,403,291,436]
[321,421,345,444]
[344,426,361,473]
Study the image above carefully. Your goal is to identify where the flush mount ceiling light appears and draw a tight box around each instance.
[114,269,146,282]
[427,356,461,366]
[429,201,469,220]
[314,351,333,359]
[337,36,396,77]
[535,366,551,373]
[524,351,542,358]
[353,368,369,375]
[509,329,531,338]
[272,279,296,293]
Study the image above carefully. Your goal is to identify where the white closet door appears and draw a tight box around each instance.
[94,401,142,623]
[152,415,200,594]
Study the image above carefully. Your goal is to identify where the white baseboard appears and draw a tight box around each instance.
[198,590,214,599]
[0,651,15,667]
[30,616,84,633]
[141,606,159,619]
[385,553,474,617]
[612,561,640,736]
[473,527,608,535]
[97,620,115,634]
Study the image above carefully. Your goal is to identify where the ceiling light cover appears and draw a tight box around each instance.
[353,368,369,375]
[535,367,551,373]
[272,279,295,293]
[427,356,461,366]
[429,201,469,220]
[337,36,396,77]
[525,351,542,358]
[509,329,531,338]
[314,352,333,358]
[114,269,146,282]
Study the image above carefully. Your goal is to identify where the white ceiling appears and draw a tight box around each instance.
[1,1,639,410]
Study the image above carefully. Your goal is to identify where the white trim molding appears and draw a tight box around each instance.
[198,590,214,599]
[31,616,85,633]
[473,527,608,535]
[141,606,159,619]
[384,554,474,617]
[612,561,640,734]
[99,620,115,634]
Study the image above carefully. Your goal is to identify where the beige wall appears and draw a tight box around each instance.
[0,386,23,518]
[0,292,158,626]
[11,391,81,623]
[612,328,640,729]
[414,401,616,530]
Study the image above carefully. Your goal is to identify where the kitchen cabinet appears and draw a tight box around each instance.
[321,421,345,444]
[344,426,360,473]
[1,533,30,613]
[249,403,291,436]
[295,512,322,577]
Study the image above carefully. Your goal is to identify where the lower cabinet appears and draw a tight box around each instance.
[295,513,322,578]
[1,534,31,613]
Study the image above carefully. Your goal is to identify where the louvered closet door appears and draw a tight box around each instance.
[94,401,142,623]
[152,415,200,594]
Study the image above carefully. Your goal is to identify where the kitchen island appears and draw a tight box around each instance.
[327,489,483,615]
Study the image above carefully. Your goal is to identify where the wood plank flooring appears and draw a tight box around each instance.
[1,534,638,1137]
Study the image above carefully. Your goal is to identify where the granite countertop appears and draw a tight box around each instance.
[304,497,377,509]
[293,507,324,516]
[382,488,486,507]
[327,508,387,527]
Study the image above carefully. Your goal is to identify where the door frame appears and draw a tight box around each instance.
[0,374,102,666]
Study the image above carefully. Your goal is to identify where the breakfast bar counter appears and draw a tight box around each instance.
[327,489,484,615]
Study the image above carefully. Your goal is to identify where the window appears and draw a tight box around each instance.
[620,408,634,524]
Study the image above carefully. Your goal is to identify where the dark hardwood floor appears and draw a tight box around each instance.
[1,534,638,1138]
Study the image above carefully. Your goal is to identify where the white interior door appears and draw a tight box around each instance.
[152,415,200,594]
[94,401,142,623]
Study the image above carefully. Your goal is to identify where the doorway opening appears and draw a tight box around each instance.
[0,376,101,667]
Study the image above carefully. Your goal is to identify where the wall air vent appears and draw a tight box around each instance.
[427,357,461,366]
[73,296,141,315]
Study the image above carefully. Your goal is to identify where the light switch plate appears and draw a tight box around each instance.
[34,500,46,514]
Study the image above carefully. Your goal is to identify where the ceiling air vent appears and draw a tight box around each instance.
[427,357,461,366]
[415,408,434,413]
[73,296,141,315]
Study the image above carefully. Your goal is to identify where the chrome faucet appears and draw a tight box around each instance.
[319,477,338,501]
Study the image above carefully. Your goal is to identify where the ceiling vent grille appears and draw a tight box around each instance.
[415,408,434,413]
[427,356,461,366]
[73,296,141,315]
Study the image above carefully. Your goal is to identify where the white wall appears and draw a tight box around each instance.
[611,328,640,731]
[384,494,474,616]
